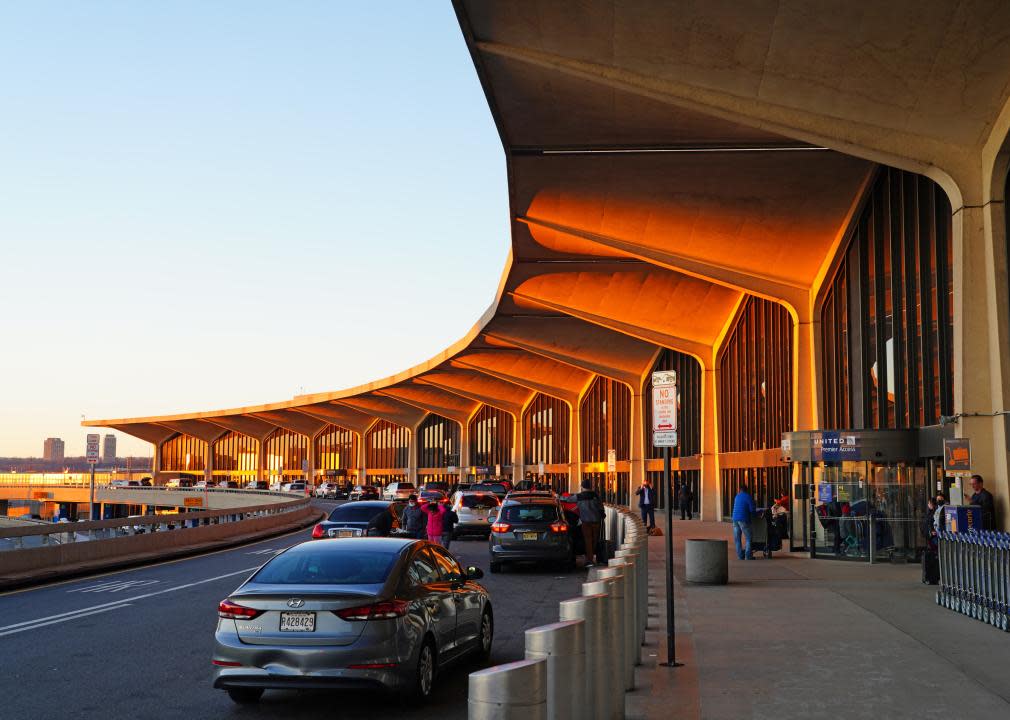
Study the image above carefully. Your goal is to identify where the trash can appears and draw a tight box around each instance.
[685,539,728,584]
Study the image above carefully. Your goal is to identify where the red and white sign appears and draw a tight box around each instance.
[651,371,678,447]
[86,433,101,464]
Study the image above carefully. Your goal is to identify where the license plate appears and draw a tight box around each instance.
[329,528,354,538]
[522,532,539,541]
[279,612,315,632]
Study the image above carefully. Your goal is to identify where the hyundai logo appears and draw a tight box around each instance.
[287,598,305,609]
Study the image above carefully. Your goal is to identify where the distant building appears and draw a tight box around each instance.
[103,434,117,464]
[43,437,65,462]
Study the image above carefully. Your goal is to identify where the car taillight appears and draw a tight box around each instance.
[311,523,325,539]
[212,660,243,667]
[218,599,263,620]
[335,599,409,621]
[550,522,569,533]
[491,522,510,533]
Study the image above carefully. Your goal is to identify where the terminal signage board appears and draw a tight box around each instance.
[651,370,678,448]
[943,438,971,474]
[86,434,100,464]
[607,449,617,472]
[184,497,203,508]
[813,432,860,461]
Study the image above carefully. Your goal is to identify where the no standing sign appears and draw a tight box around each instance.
[651,370,678,447]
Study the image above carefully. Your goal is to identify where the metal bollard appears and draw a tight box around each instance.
[615,547,644,650]
[594,564,633,692]
[469,658,547,720]
[560,594,609,720]
[525,620,586,720]
[620,538,648,640]
[583,578,624,720]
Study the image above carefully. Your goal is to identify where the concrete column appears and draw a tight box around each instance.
[204,438,214,485]
[513,412,524,484]
[307,433,316,486]
[357,431,366,484]
[701,368,719,521]
[458,419,470,484]
[630,392,645,493]
[795,316,818,432]
[407,422,419,485]
[570,405,582,494]
[257,441,266,483]
[152,440,163,475]
[953,202,1010,527]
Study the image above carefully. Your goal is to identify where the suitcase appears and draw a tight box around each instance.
[922,549,940,585]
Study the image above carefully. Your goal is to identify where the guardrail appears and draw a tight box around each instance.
[937,530,1010,632]
[0,497,320,587]
[469,504,649,719]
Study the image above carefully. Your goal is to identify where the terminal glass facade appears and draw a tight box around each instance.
[820,168,953,430]
[580,376,631,505]
[365,420,409,483]
[522,393,570,493]
[264,429,307,481]
[417,413,461,485]
[314,424,357,473]
[212,431,259,479]
[718,296,793,514]
[645,349,702,511]
[160,433,206,473]
[468,406,514,478]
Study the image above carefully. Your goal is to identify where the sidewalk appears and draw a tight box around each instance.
[626,517,1010,719]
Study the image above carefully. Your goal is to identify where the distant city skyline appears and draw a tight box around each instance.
[0,3,506,456]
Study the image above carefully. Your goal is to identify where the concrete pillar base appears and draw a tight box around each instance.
[685,538,728,584]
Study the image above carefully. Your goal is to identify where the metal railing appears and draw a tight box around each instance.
[937,530,1010,632]
[468,504,649,719]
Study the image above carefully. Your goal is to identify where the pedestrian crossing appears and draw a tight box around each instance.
[67,579,160,594]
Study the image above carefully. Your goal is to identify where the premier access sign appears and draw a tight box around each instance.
[86,433,101,464]
[651,370,678,447]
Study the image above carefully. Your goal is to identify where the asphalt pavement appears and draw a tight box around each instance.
[0,500,586,720]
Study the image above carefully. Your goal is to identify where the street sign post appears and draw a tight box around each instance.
[86,434,100,521]
[651,370,682,668]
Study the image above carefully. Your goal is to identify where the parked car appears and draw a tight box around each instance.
[245,480,270,490]
[217,479,240,489]
[109,480,140,489]
[139,477,153,487]
[332,482,351,499]
[450,491,501,539]
[382,482,416,501]
[212,538,493,704]
[419,490,448,505]
[314,482,335,499]
[194,479,209,489]
[310,501,403,539]
[165,476,196,489]
[469,482,509,501]
[349,485,380,501]
[284,482,307,494]
[488,495,575,573]
[419,481,450,494]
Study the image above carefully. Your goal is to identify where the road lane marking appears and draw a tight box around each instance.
[246,548,284,556]
[68,579,161,593]
[0,566,259,639]
[0,604,133,637]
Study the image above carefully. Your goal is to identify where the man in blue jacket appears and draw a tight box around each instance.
[732,484,757,560]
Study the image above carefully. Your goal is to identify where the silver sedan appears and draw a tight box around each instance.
[212,538,493,704]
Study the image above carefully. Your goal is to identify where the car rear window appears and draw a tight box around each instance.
[253,550,397,585]
[462,495,499,509]
[501,504,559,522]
[397,483,415,490]
[327,505,388,523]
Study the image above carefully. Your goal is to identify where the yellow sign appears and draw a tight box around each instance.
[183,497,204,508]
[32,490,52,500]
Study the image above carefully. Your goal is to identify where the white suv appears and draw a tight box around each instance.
[382,482,415,501]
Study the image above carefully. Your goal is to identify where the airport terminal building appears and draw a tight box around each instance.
[87,2,1010,553]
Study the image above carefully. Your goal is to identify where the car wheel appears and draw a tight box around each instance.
[489,562,502,574]
[476,607,494,660]
[226,688,263,705]
[410,639,436,701]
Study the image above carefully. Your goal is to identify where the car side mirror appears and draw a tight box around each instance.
[466,566,484,580]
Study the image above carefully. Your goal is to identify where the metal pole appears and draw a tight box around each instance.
[662,445,681,667]
[89,463,96,521]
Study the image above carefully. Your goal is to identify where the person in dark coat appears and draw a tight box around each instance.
[969,475,997,530]
[677,483,694,520]
[401,494,427,539]
[576,480,606,568]
[367,506,395,537]
[635,478,657,529]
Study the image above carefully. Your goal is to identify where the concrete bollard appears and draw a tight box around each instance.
[620,540,648,642]
[560,594,608,720]
[469,658,547,720]
[614,548,643,651]
[598,563,635,689]
[583,579,624,720]
[525,620,586,720]
[685,538,729,585]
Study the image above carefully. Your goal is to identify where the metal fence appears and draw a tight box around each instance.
[937,530,1010,632]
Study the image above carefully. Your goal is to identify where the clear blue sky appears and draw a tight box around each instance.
[0,1,507,458]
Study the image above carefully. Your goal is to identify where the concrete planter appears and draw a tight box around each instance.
[685,539,729,585]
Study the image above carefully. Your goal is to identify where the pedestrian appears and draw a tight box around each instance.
[441,503,459,549]
[678,482,694,520]
[933,493,947,534]
[635,477,656,529]
[969,474,997,530]
[367,506,394,537]
[421,499,448,546]
[402,494,427,539]
[576,479,606,568]
[732,483,756,560]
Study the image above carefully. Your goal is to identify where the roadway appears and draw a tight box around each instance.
[0,500,585,719]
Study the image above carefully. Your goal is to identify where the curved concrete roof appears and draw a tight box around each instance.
[86,1,1010,442]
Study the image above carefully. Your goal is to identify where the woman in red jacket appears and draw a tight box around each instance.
[421,501,448,546]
